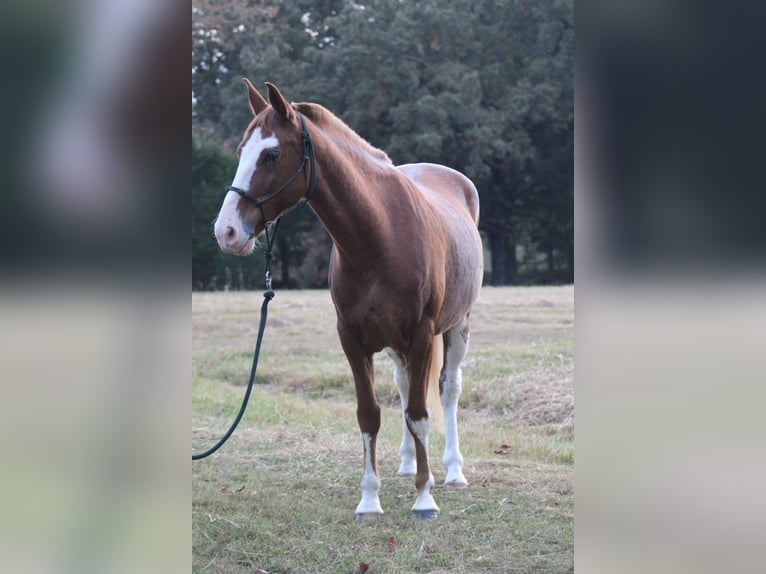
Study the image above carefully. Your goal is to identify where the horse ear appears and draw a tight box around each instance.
[243,78,268,116]
[265,82,294,121]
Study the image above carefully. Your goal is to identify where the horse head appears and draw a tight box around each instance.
[214,81,314,255]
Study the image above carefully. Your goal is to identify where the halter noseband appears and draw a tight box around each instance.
[225,112,317,211]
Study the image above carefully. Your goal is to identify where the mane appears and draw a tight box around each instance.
[295,102,393,165]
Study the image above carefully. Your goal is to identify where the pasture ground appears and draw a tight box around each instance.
[192,286,573,573]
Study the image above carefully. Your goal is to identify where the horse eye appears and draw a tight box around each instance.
[263,149,280,164]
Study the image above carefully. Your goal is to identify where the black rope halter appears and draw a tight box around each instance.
[225,112,316,217]
[224,113,316,284]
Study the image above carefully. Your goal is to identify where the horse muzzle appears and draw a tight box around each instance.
[214,223,255,255]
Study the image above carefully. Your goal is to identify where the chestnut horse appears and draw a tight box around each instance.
[214,81,483,519]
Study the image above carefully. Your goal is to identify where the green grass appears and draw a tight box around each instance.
[193,286,573,573]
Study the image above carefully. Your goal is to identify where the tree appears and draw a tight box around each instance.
[192,0,573,287]
[304,0,573,284]
[192,138,243,289]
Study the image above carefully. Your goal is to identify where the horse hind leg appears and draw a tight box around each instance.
[404,324,440,519]
[441,316,470,487]
[385,348,416,476]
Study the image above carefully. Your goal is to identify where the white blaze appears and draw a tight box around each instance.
[214,128,278,242]
[231,127,279,191]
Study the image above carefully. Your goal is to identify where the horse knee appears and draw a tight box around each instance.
[357,403,381,434]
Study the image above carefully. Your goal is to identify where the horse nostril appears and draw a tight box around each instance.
[224,226,236,242]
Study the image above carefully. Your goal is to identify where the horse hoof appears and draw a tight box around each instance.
[355,512,383,522]
[396,471,416,477]
[411,509,439,520]
[445,479,468,488]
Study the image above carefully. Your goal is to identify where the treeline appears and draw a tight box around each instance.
[192,0,573,289]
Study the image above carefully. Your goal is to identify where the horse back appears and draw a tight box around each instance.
[397,163,480,225]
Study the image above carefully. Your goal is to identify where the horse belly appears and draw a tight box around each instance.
[396,164,484,334]
[434,225,483,334]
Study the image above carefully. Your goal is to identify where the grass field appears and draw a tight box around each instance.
[192,286,573,573]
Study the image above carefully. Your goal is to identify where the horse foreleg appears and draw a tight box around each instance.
[339,327,383,519]
[441,318,470,486]
[405,324,440,519]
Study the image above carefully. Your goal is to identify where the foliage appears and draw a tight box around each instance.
[192,0,573,288]
[192,138,246,290]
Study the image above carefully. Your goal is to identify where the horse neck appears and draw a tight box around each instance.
[307,131,402,265]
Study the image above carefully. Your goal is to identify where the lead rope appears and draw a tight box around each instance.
[194,113,314,459]
[192,228,278,460]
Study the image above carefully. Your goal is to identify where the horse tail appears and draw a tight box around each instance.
[427,334,445,434]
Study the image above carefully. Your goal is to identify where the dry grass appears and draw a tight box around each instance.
[193,286,573,573]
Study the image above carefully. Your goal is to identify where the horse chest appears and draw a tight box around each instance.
[331,276,424,350]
